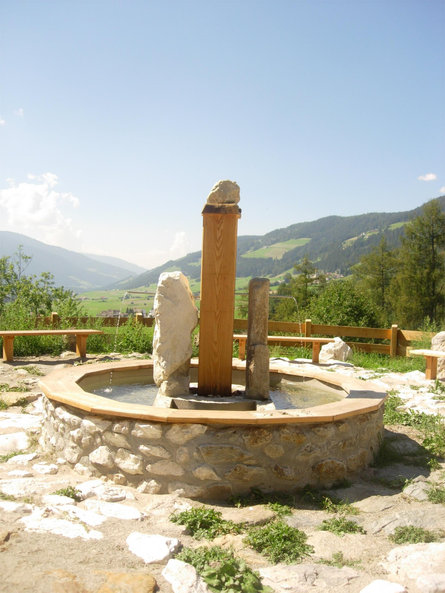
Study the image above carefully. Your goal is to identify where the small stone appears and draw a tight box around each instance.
[137,480,162,494]
[166,423,207,445]
[85,500,143,520]
[103,432,131,449]
[264,443,284,459]
[21,509,103,540]
[163,558,211,593]
[89,446,115,469]
[192,465,220,481]
[146,460,184,477]
[224,464,266,482]
[126,532,180,563]
[115,449,144,475]
[199,444,252,464]
[32,462,58,475]
[132,423,163,439]
[139,444,170,459]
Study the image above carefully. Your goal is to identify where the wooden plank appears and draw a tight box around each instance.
[198,210,240,395]
[310,324,392,340]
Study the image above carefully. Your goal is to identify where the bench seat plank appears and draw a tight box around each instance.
[409,348,445,380]
[233,334,335,364]
[0,329,103,362]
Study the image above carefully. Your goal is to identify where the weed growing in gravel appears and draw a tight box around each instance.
[0,491,16,501]
[170,507,242,539]
[0,399,8,410]
[53,486,82,502]
[0,451,22,463]
[266,501,293,517]
[17,366,44,376]
[297,486,358,514]
[319,551,361,568]
[389,525,441,544]
[244,521,313,564]
[319,516,366,536]
[427,485,445,505]
[177,546,273,593]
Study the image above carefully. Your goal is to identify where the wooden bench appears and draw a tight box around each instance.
[0,329,104,362]
[409,349,445,380]
[234,334,336,364]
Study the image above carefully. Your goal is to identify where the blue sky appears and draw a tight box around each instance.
[1,0,444,269]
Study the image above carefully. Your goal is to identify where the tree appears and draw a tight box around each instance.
[390,199,445,328]
[0,247,83,322]
[273,257,325,320]
[352,236,397,325]
[308,279,378,327]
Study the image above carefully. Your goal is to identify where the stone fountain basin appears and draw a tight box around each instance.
[39,358,387,499]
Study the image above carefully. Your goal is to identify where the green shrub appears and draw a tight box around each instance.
[319,516,365,536]
[170,507,242,539]
[177,546,273,593]
[389,525,440,544]
[244,521,313,563]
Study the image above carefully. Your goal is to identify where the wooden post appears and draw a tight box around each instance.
[135,313,143,324]
[305,319,312,337]
[390,324,398,357]
[51,312,60,327]
[198,203,241,395]
[2,336,15,362]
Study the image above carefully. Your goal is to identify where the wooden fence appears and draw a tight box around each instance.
[41,313,433,358]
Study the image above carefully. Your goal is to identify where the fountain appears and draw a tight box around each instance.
[39,181,386,499]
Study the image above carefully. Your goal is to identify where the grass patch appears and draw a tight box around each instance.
[297,486,358,514]
[427,485,445,505]
[0,491,16,501]
[16,366,44,376]
[319,551,361,568]
[52,486,82,502]
[0,451,23,463]
[389,525,441,544]
[350,351,424,373]
[244,521,313,564]
[176,546,273,593]
[170,507,242,540]
[319,516,365,536]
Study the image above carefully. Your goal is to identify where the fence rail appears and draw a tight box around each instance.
[34,313,433,358]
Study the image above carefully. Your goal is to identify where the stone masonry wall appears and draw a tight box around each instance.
[40,396,384,500]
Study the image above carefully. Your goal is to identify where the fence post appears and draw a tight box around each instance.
[51,312,60,327]
[135,313,143,324]
[305,319,312,337]
[390,324,398,357]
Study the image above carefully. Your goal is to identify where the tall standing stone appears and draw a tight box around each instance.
[246,278,270,399]
[153,272,198,396]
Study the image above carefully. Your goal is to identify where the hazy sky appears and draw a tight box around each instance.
[1,0,444,269]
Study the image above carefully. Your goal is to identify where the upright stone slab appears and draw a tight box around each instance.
[432,331,445,379]
[246,278,270,399]
[153,272,198,396]
[198,181,241,396]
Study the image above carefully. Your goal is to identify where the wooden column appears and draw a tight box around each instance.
[198,204,241,395]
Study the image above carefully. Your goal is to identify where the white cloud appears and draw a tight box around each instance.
[417,173,437,182]
[13,108,24,117]
[169,231,190,260]
[0,173,81,247]
[0,118,5,126]
[440,186,445,194]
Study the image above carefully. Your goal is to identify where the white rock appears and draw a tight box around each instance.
[114,448,144,475]
[42,494,76,506]
[75,479,104,499]
[89,445,115,469]
[383,543,445,581]
[0,500,32,513]
[0,432,29,454]
[417,573,445,593]
[320,337,352,362]
[7,469,33,478]
[259,563,359,591]
[162,558,211,593]
[95,485,127,502]
[64,505,107,527]
[32,462,58,475]
[132,423,163,439]
[6,452,37,465]
[21,508,103,540]
[432,331,445,378]
[84,499,143,520]
[126,532,180,563]
[0,477,47,497]
[0,411,41,430]
[359,580,407,593]
[137,479,162,494]
[206,180,240,205]
[152,272,198,396]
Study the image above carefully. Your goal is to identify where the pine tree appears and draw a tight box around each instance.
[391,199,445,328]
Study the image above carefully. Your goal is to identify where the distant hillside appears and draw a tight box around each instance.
[119,196,445,289]
[0,231,140,292]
